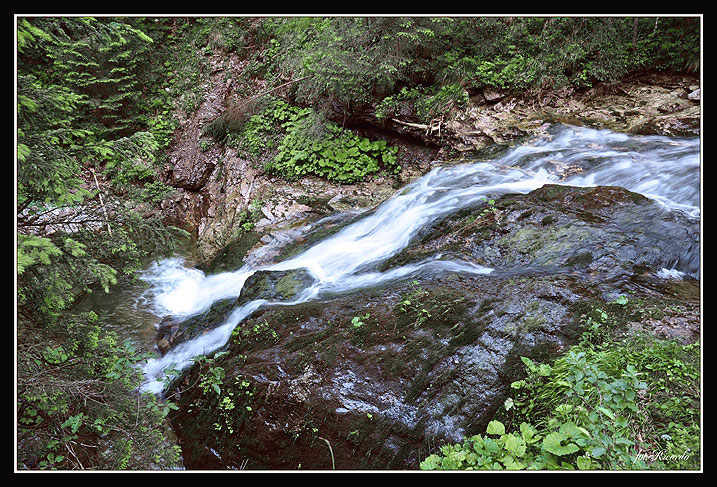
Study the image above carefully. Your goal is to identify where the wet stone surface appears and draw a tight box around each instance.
[165,184,699,470]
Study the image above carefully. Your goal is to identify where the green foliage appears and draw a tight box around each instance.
[230,319,280,346]
[187,354,256,438]
[398,281,433,329]
[269,118,400,183]
[259,17,699,112]
[422,303,700,471]
[376,84,468,124]
[21,17,155,140]
[17,312,182,470]
[17,17,189,470]
[17,17,190,311]
[351,313,370,329]
[216,97,400,183]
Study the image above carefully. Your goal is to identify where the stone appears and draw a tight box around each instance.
[483,87,505,102]
[238,268,317,304]
[155,316,184,355]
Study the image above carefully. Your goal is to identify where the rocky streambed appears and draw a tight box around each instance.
[133,124,700,470]
[162,185,698,470]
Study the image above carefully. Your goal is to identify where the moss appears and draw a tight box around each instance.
[533,184,572,202]
[173,297,237,342]
[521,312,547,332]
[402,292,489,404]
[447,320,488,348]
[541,214,556,225]
[530,184,650,212]
[404,343,449,404]
[275,272,303,299]
[239,268,315,303]
[565,251,594,267]
[286,325,333,353]
[499,225,589,265]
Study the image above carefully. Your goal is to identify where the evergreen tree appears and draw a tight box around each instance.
[16,17,185,470]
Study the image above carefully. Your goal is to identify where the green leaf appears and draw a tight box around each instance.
[591,446,607,458]
[486,420,505,435]
[520,422,540,444]
[538,364,553,376]
[597,407,615,420]
[502,455,525,470]
[503,433,527,457]
[542,432,579,456]
[614,437,634,446]
[520,356,536,371]
[576,456,593,470]
[420,455,442,470]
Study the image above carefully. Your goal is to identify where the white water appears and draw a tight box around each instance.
[137,125,700,393]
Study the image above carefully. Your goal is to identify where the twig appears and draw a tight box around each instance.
[66,442,85,470]
[391,118,430,130]
[90,168,112,236]
[249,75,313,101]
[317,437,335,470]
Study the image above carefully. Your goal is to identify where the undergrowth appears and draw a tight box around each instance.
[204,96,401,183]
[420,298,700,471]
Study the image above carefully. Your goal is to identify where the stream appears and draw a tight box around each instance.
[108,124,700,395]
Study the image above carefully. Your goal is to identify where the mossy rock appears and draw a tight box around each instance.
[531,184,648,211]
[238,268,316,304]
[200,231,261,274]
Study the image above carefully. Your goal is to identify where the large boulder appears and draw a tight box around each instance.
[382,184,699,281]
[169,274,591,469]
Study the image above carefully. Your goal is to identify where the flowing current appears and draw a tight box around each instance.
[137,125,700,393]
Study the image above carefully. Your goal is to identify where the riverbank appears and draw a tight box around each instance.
[157,44,700,269]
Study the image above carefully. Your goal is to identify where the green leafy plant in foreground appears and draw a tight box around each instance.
[421,305,700,471]
[420,355,650,471]
[351,313,370,329]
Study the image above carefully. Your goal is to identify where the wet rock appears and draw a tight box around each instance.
[238,268,316,305]
[155,298,240,355]
[167,183,700,470]
[384,185,699,281]
[155,316,185,356]
[169,275,589,469]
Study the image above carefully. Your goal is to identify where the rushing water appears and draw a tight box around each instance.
[133,125,700,393]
